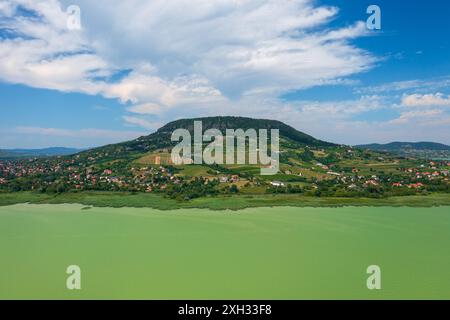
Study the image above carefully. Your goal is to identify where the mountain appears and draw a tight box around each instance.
[76,116,336,160]
[0,147,83,159]
[2,117,333,163]
[156,117,334,147]
[356,142,450,159]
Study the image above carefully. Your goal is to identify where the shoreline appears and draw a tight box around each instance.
[2,202,450,213]
[1,191,450,211]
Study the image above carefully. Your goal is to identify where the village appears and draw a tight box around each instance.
[1,151,449,199]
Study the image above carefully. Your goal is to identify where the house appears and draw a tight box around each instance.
[408,183,424,189]
[327,171,340,176]
[365,180,379,186]
[392,182,403,187]
[219,176,229,183]
[107,177,120,183]
[230,175,240,183]
[103,169,113,175]
[270,181,285,187]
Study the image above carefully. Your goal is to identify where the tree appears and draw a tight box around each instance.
[229,184,239,193]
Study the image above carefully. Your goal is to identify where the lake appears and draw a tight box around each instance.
[0,204,449,299]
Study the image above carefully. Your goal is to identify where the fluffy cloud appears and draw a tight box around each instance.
[9,126,145,148]
[127,103,163,115]
[0,0,376,129]
[402,93,450,107]
[15,126,144,139]
[6,0,447,144]
[356,77,450,95]
[0,0,108,93]
[122,116,163,130]
[389,109,444,125]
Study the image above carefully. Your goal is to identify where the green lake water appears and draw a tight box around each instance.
[0,204,449,299]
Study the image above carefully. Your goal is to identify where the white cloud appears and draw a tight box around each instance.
[357,77,450,95]
[1,0,375,107]
[4,1,448,145]
[15,126,144,139]
[402,93,450,107]
[4,126,146,148]
[0,0,15,15]
[389,109,444,125]
[0,0,109,94]
[122,116,162,130]
[127,103,162,115]
[101,66,225,107]
[15,126,74,137]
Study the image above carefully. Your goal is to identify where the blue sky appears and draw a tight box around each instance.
[1,0,449,148]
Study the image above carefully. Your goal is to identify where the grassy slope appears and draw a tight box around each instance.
[1,191,449,210]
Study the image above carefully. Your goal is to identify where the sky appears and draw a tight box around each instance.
[0,0,449,148]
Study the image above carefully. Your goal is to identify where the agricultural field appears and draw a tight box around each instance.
[0,204,449,299]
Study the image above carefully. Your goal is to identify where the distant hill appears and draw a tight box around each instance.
[0,147,83,159]
[356,142,450,159]
[357,142,450,151]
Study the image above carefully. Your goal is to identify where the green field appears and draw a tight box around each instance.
[0,204,449,299]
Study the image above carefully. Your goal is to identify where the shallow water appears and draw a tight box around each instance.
[0,204,449,299]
